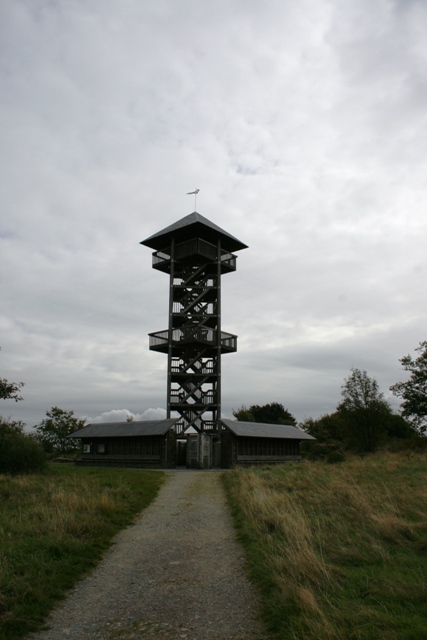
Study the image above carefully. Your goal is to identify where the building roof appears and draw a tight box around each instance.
[140,212,248,253]
[220,419,316,440]
[67,419,179,439]
[68,418,315,441]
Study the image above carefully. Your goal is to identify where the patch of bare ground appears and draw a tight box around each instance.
[28,471,268,640]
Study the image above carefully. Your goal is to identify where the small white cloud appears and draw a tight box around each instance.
[83,408,166,423]
[140,407,167,421]
[84,409,134,423]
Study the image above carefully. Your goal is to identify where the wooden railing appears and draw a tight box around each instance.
[152,239,236,270]
[149,329,237,350]
[171,359,215,374]
[170,391,216,405]
[152,250,171,267]
[173,419,217,434]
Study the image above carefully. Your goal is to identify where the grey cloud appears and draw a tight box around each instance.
[1,0,426,428]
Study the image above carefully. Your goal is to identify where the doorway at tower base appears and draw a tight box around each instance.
[186,433,219,469]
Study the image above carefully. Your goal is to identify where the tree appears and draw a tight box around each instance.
[232,405,255,422]
[390,341,427,434]
[0,347,25,401]
[300,412,345,443]
[34,407,86,454]
[0,377,24,401]
[337,368,392,452]
[233,402,296,425]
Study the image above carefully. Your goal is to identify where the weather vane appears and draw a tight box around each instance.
[187,188,200,210]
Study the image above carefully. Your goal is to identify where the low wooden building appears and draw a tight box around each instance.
[69,418,314,469]
[220,419,315,467]
[68,419,178,468]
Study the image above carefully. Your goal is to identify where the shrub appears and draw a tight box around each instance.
[0,419,46,474]
[303,441,345,462]
[385,413,418,439]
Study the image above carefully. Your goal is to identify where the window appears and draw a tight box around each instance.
[83,444,91,454]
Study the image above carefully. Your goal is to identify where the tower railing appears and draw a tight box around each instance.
[171,359,215,374]
[149,329,237,351]
[152,238,236,270]
[170,391,216,405]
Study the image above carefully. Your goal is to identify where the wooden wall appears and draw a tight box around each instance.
[77,432,176,468]
[221,432,301,468]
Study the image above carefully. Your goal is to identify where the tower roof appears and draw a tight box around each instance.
[140,212,248,252]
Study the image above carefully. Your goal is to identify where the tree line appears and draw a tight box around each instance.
[233,341,427,455]
[300,368,417,456]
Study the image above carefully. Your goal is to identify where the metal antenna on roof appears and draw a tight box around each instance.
[186,188,200,210]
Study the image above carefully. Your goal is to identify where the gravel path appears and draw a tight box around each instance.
[29,470,269,640]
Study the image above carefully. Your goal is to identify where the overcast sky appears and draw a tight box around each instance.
[1,0,426,429]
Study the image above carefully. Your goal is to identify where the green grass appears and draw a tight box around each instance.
[223,452,427,640]
[0,464,165,640]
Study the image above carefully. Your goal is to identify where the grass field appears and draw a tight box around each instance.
[223,452,427,640]
[0,464,165,640]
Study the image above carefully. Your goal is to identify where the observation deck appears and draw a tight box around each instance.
[152,237,237,274]
[149,328,237,355]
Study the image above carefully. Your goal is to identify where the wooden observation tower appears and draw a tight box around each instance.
[69,216,312,469]
[141,212,247,436]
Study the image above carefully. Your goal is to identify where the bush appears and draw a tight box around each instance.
[303,441,345,462]
[326,449,345,464]
[384,434,427,453]
[385,413,418,439]
[0,421,46,474]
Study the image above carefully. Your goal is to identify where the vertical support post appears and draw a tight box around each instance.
[216,237,222,433]
[166,237,175,419]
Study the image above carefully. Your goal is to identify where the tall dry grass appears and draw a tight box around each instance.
[223,452,427,640]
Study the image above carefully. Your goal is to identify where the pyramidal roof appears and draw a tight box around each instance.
[140,212,248,252]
